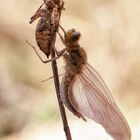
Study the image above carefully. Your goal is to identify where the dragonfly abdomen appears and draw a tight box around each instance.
[60,72,85,119]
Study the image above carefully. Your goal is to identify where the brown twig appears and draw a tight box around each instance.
[48,0,72,140]
[50,40,72,140]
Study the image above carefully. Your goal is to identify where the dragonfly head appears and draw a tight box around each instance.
[65,29,81,46]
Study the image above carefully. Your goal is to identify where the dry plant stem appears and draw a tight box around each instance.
[50,34,72,140]
[49,0,72,138]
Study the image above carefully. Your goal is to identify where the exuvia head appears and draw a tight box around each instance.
[65,29,81,45]
[44,0,55,9]
[30,8,48,24]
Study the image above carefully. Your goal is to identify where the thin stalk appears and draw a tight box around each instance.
[51,50,72,140]
[49,0,72,138]
[49,33,72,140]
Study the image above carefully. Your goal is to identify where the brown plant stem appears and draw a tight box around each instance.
[48,0,72,136]
[49,32,72,140]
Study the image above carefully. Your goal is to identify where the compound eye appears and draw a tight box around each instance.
[70,31,81,43]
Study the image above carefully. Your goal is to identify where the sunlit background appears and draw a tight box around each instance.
[0,0,140,140]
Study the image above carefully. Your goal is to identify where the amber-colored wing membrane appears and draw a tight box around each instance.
[68,63,131,140]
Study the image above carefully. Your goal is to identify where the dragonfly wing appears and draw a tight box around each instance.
[68,63,131,140]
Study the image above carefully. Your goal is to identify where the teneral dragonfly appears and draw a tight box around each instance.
[60,28,131,140]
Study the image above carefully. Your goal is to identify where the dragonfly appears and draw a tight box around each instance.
[59,28,131,140]
[27,26,131,140]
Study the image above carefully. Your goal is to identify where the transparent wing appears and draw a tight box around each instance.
[68,63,131,140]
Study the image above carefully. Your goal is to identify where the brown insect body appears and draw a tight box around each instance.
[30,0,64,58]
[36,9,52,57]
[30,6,53,58]
[60,29,131,140]
[61,29,87,120]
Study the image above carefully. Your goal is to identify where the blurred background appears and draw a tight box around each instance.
[0,0,140,140]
